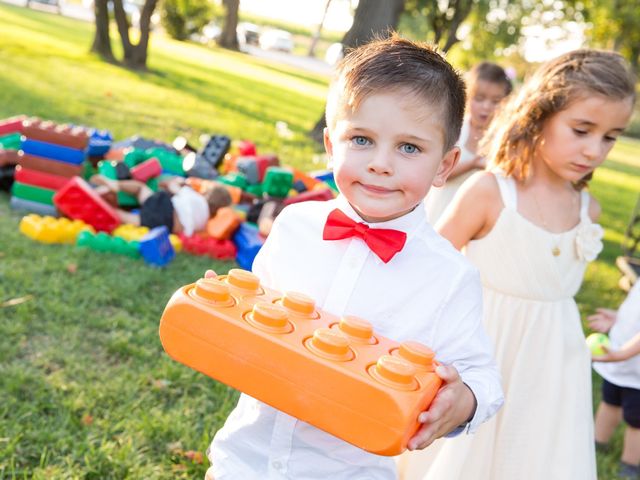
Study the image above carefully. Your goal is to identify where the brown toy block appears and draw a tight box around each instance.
[18,153,84,178]
[22,119,89,150]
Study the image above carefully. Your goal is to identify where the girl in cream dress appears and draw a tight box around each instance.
[399,49,637,480]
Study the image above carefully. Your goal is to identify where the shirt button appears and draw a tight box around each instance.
[272,460,282,470]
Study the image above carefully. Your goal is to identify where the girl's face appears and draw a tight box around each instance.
[537,94,634,183]
[468,79,509,129]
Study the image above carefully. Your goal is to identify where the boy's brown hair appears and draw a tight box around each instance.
[325,34,466,152]
[485,49,636,187]
[203,184,232,217]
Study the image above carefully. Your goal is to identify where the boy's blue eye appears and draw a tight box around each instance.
[401,144,419,154]
[352,136,369,146]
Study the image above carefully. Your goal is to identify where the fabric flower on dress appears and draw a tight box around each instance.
[575,222,604,262]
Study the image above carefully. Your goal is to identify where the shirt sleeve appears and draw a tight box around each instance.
[431,267,504,433]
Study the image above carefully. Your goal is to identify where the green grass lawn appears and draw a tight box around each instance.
[1,4,640,478]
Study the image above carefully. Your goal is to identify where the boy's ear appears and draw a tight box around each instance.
[323,127,333,157]
[432,147,460,188]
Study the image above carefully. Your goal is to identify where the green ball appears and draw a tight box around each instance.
[586,333,610,356]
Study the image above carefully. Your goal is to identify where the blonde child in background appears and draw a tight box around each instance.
[203,35,504,480]
[590,279,640,479]
[425,62,512,224]
[399,49,636,480]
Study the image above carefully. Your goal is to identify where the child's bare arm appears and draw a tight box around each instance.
[407,365,477,450]
[436,172,502,250]
[593,331,640,363]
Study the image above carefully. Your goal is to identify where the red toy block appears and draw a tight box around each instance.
[22,120,89,150]
[0,115,27,136]
[0,149,19,167]
[178,233,237,259]
[14,165,69,191]
[130,157,162,182]
[283,188,334,206]
[53,176,120,233]
[255,154,279,182]
[236,140,256,156]
[19,153,84,178]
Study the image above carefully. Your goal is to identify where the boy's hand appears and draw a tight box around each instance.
[406,365,476,451]
[592,346,625,363]
[587,308,617,333]
[204,270,218,279]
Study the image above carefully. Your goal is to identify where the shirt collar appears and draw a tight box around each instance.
[334,194,426,237]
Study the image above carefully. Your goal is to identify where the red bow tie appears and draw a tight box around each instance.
[322,208,407,263]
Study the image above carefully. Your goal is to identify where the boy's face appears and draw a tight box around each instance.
[468,80,508,129]
[324,91,458,223]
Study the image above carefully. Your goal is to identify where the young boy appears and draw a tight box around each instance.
[205,35,503,479]
[91,174,231,236]
[590,280,640,479]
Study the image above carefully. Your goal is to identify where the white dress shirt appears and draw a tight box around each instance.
[594,280,640,389]
[171,186,209,236]
[208,195,503,479]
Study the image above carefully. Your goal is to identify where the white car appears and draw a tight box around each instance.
[259,29,294,53]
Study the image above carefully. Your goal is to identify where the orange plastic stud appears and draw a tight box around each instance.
[370,355,418,391]
[338,315,375,343]
[397,341,436,370]
[246,302,292,334]
[281,291,316,316]
[227,268,261,291]
[306,328,353,361]
[192,278,233,306]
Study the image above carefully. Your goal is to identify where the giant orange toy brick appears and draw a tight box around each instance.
[159,269,442,456]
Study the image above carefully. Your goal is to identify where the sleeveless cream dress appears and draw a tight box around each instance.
[425,119,478,225]
[399,172,600,480]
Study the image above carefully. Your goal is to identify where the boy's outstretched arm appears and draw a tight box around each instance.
[407,365,477,450]
[592,331,640,363]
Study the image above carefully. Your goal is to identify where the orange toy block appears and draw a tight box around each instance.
[206,207,241,240]
[159,269,442,456]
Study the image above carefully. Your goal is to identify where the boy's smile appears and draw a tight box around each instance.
[324,90,459,223]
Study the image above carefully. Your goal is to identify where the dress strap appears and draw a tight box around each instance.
[579,189,591,222]
[493,172,517,209]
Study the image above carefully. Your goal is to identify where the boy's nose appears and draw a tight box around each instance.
[367,150,393,175]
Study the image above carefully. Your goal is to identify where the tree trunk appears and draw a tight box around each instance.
[112,0,133,61]
[308,0,333,57]
[441,0,474,52]
[91,0,115,62]
[309,0,406,143]
[218,0,240,50]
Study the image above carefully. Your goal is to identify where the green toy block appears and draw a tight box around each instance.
[245,183,263,197]
[0,132,21,150]
[12,182,55,205]
[218,172,249,190]
[146,148,184,176]
[77,231,141,258]
[82,161,97,181]
[262,167,293,198]
[123,148,148,168]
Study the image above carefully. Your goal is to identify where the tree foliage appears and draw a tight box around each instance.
[582,0,640,71]
[160,0,213,41]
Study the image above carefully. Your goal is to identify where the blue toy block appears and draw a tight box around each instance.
[139,226,175,267]
[21,138,86,165]
[312,169,334,183]
[232,222,265,271]
[292,179,308,193]
[10,196,58,217]
[88,129,113,157]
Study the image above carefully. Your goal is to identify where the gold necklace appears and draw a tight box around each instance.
[531,190,572,257]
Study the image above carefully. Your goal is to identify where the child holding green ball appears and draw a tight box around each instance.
[590,280,640,479]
